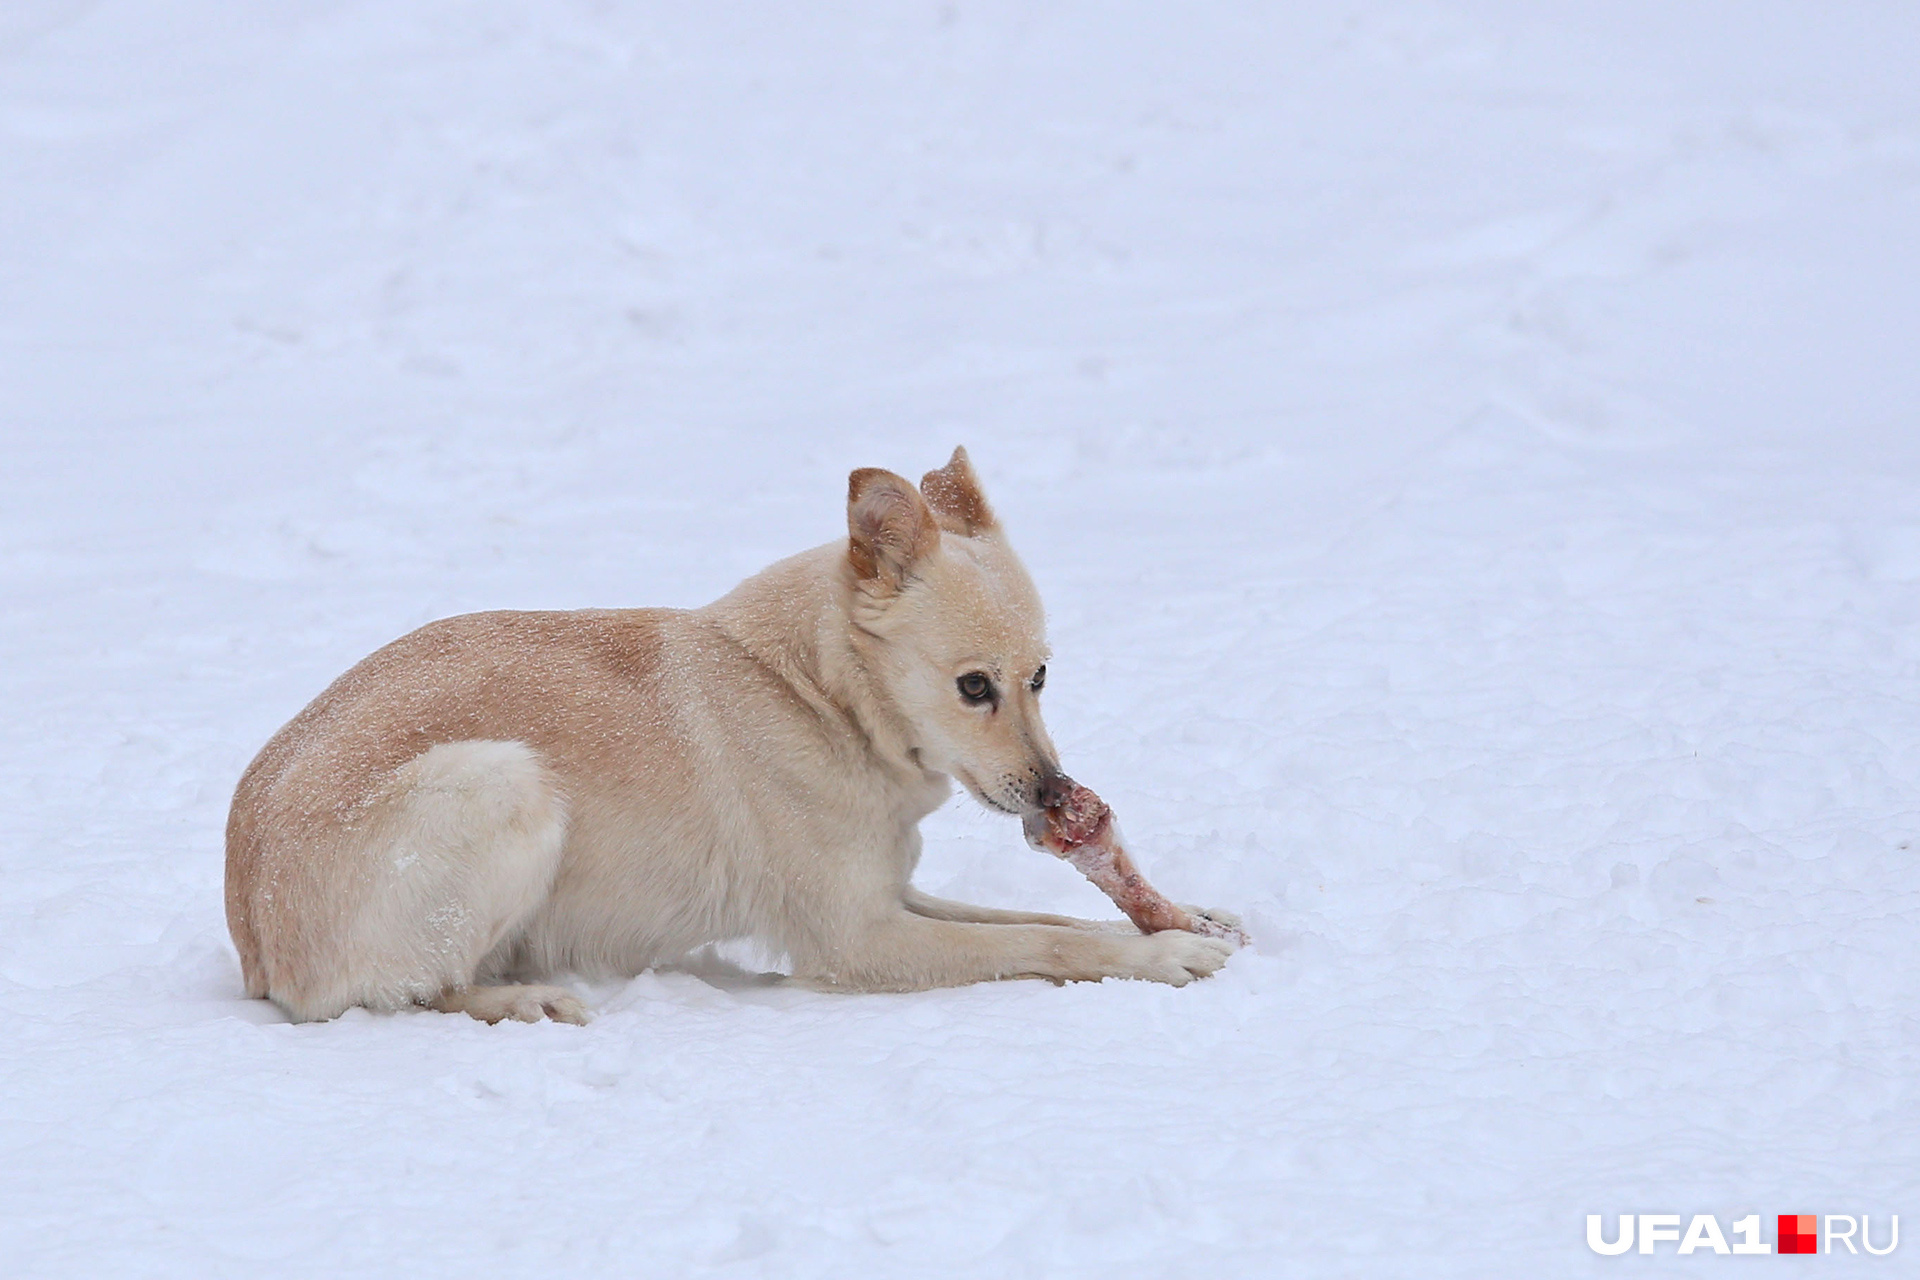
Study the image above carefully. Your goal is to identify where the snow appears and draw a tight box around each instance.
[3,1,1917,1274]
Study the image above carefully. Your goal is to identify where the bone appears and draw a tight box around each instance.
[1023,779,1248,945]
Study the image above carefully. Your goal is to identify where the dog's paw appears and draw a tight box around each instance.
[521,990,592,1025]
[1181,904,1242,930]
[1179,904,1249,946]
[443,984,591,1025]
[1129,930,1235,986]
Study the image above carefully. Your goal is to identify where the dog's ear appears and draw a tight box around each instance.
[848,468,941,590]
[919,445,997,536]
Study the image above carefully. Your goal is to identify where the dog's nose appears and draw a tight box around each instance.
[1037,773,1074,810]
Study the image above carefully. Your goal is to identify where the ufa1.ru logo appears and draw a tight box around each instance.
[1586,1214,1898,1255]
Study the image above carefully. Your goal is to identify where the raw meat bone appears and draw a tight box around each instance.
[1023,779,1248,945]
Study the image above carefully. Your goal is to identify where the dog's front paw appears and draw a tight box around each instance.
[1181,904,1242,930]
[1129,930,1235,986]
[1179,904,1249,946]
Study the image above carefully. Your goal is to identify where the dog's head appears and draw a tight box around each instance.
[845,447,1063,815]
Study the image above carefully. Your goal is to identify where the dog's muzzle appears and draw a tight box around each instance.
[1036,772,1073,812]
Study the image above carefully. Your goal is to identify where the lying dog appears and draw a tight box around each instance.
[225,448,1235,1023]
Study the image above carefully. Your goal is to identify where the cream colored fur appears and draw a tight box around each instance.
[225,448,1234,1023]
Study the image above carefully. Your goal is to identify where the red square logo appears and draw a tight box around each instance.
[1779,1214,1818,1254]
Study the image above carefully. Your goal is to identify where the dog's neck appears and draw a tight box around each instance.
[701,541,937,798]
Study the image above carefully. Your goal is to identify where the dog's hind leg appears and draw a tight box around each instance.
[268,740,579,1024]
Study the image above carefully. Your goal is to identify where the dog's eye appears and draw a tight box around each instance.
[1029,665,1046,693]
[957,672,994,704]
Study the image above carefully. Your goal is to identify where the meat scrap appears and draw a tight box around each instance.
[1023,778,1248,945]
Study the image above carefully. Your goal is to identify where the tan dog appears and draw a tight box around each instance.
[225,448,1235,1023]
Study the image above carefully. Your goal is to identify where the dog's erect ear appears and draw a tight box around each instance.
[848,468,941,589]
[919,445,997,536]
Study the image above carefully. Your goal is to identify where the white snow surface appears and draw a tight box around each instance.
[4,2,1918,1275]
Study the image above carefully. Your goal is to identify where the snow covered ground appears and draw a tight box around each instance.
[4,2,1918,1274]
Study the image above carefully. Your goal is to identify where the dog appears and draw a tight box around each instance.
[224,448,1236,1023]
